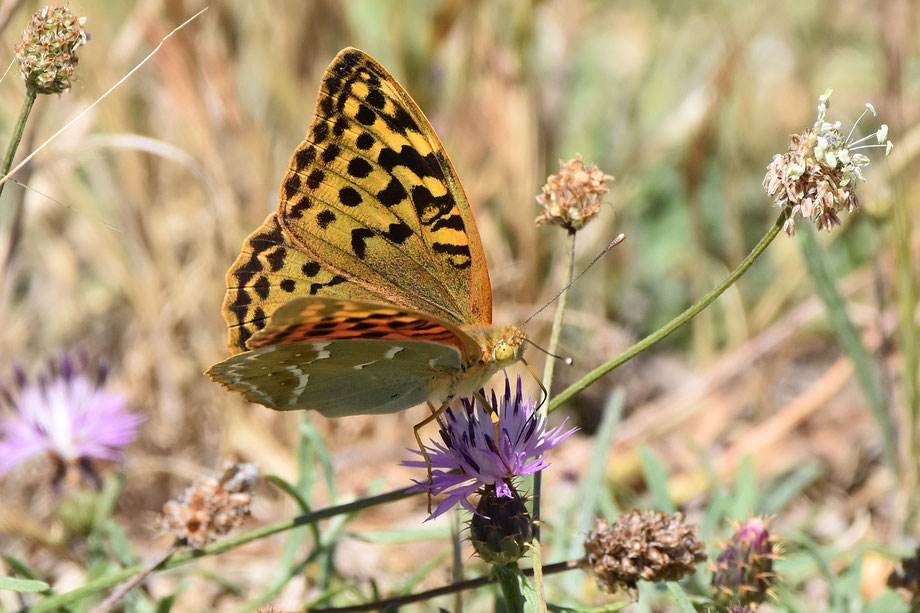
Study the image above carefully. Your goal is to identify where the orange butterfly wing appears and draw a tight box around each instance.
[222,48,492,354]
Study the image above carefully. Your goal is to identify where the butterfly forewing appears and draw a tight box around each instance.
[222,48,492,354]
[224,213,386,350]
[207,339,462,416]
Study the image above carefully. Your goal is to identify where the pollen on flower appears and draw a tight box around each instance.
[159,461,259,549]
[14,5,88,94]
[583,511,707,594]
[536,154,613,230]
[764,89,892,235]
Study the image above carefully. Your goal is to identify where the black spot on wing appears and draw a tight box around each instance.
[294,146,315,170]
[351,228,374,259]
[319,96,333,117]
[265,248,286,272]
[313,121,329,144]
[306,169,324,190]
[324,75,341,95]
[366,88,386,109]
[321,144,340,164]
[355,104,376,126]
[316,210,336,229]
[309,275,346,295]
[411,185,454,225]
[347,157,373,178]
[377,146,439,179]
[253,276,270,299]
[356,132,374,150]
[383,222,412,244]
[377,177,407,207]
[289,196,313,219]
[283,174,301,200]
[339,186,362,207]
[431,214,465,232]
[432,243,470,256]
[302,262,320,277]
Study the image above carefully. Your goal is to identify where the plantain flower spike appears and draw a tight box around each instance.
[14,5,88,94]
[764,89,892,235]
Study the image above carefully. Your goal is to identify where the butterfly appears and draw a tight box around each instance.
[207,48,525,418]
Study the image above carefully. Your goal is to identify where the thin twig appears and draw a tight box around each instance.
[88,545,177,613]
[305,559,585,612]
[0,8,208,190]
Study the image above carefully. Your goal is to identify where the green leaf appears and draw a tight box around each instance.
[727,454,757,520]
[638,445,675,513]
[799,225,896,470]
[864,590,911,613]
[0,575,50,593]
[264,474,312,513]
[666,582,696,613]
[758,461,824,516]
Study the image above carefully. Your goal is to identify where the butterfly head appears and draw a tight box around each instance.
[492,325,526,365]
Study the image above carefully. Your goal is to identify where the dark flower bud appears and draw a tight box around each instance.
[712,517,780,607]
[470,484,533,566]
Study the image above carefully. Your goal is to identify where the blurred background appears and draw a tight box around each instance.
[0,0,916,610]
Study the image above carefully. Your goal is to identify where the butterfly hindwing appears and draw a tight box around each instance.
[207,339,462,416]
[221,47,493,354]
[245,296,483,362]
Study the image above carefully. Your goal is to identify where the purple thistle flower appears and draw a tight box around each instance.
[404,374,576,519]
[0,353,143,479]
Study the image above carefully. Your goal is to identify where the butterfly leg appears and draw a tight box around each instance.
[413,399,452,513]
[472,389,515,475]
[521,357,549,410]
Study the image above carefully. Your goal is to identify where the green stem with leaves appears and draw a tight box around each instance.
[31,487,414,612]
[548,209,787,412]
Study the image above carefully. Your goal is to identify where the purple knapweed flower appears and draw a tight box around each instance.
[0,353,143,480]
[404,375,576,519]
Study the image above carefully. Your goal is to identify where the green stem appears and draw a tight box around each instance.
[0,86,37,203]
[494,564,527,613]
[30,487,414,612]
[540,227,577,400]
[548,209,786,413]
[533,227,576,539]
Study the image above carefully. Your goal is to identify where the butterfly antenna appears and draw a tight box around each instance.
[523,338,573,366]
[522,233,626,326]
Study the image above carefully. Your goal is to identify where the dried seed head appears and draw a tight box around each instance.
[584,510,706,594]
[159,462,259,549]
[536,154,612,230]
[14,5,87,94]
[764,89,892,235]
[470,484,533,565]
[712,517,781,607]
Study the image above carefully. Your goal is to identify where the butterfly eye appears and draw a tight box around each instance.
[493,340,515,363]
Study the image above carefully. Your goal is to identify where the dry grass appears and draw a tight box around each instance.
[0,0,916,610]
